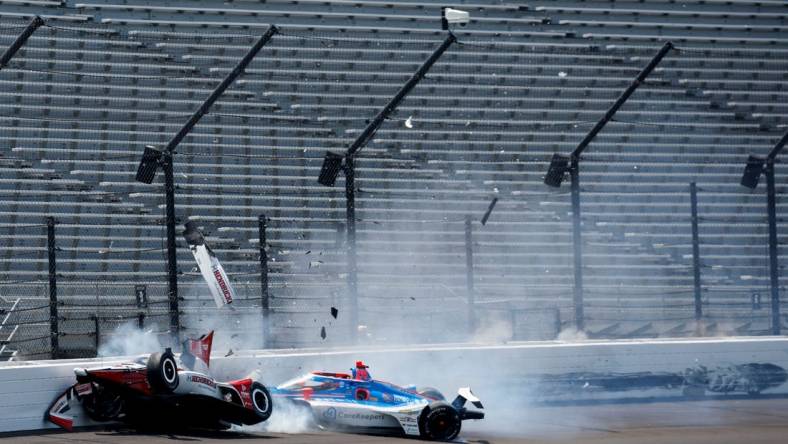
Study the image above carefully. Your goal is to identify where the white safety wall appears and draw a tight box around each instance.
[2,336,788,434]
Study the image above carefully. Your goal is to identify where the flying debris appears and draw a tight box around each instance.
[320,326,327,340]
[98,240,114,254]
[330,307,339,319]
[225,349,234,357]
[309,260,323,269]
[182,221,237,308]
[481,197,499,225]
[405,115,414,128]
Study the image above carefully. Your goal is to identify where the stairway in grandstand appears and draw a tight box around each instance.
[0,0,783,353]
[0,295,20,360]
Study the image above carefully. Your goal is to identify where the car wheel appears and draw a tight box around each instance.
[419,401,461,441]
[416,386,446,401]
[147,349,179,393]
[250,382,273,422]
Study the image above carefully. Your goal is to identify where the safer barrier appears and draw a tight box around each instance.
[2,336,788,434]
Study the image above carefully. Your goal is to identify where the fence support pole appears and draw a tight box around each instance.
[766,161,781,335]
[258,214,270,348]
[546,42,674,333]
[93,315,100,355]
[690,183,703,327]
[162,152,180,340]
[464,215,475,334]
[0,15,43,70]
[46,216,58,359]
[345,157,358,344]
[569,157,585,332]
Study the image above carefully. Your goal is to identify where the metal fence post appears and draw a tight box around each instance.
[690,182,703,326]
[464,216,476,334]
[570,157,585,331]
[766,161,781,335]
[93,315,99,356]
[258,214,270,348]
[162,152,180,341]
[46,216,59,359]
[345,157,359,344]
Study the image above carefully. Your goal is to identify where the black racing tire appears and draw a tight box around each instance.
[418,401,462,441]
[416,387,446,401]
[82,383,124,422]
[147,349,179,393]
[250,382,273,422]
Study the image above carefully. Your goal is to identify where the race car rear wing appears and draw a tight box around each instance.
[181,330,214,369]
[452,387,485,420]
[452,387,483,409]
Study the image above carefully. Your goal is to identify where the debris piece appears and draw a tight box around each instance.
[320,326,327,340]
[305,250,311,255]
[558,71,568,78]
[410,297,416,301]
[481,197,499,225]
[330,307,338,319]
[309,260,323,269]
[405,116,414,128]
[225,349,234,357]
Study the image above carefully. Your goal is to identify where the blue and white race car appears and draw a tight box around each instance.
[271,361,484,441]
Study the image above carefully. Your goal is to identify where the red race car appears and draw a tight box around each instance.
[46,331,272,431]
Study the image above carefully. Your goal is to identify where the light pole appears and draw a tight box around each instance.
[740,129,788,335]
[543,42,674,332]
[316,10,468,343]
[134,26,279,341]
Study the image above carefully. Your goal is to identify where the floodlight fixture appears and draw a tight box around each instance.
[740,154,766,189]
[135,145,163,184]
[544,153,570,188]
[441,7,470,30]
[318,151,345,187]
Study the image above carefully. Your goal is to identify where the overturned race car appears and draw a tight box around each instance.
[272,361,484,441]
[46,331,272,431]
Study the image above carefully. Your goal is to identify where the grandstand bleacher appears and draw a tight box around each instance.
[0,0,784,357]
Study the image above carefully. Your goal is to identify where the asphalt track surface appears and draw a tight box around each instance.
[5,397,788,444]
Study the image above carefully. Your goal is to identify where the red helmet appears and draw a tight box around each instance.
[355,360,368,368]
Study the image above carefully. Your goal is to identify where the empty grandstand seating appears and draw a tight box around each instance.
[0,0,784,355]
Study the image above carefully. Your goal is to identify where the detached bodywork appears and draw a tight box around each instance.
[272,363,484,441]
[46,331,272,431]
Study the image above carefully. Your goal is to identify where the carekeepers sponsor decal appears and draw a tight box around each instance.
[190,375,217,388]
[212,267,233,304]
[337,411,386,422]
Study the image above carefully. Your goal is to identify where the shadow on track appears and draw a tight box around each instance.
[96,425,278,441]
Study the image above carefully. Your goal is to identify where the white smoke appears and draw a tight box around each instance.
[254,399,314,434]
[557,327,588,342]
[98,322,163,357]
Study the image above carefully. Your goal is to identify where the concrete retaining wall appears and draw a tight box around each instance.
[2,336,787,434]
